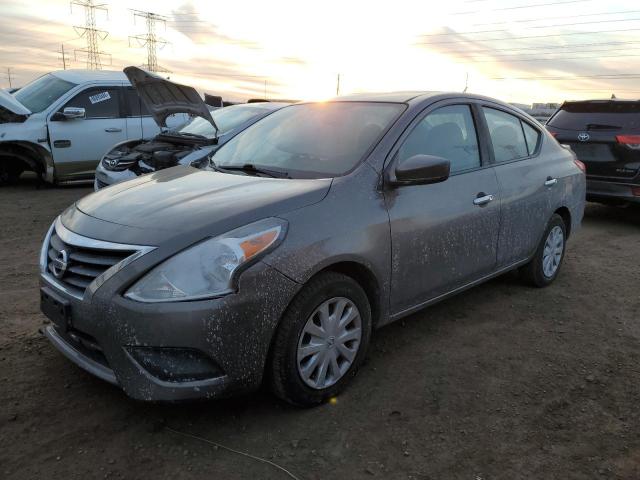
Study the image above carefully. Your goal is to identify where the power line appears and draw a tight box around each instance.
[421,16,640,37]
[71,0,110,69]
[491,73,640,80]
[453,0,591,15]
[418,27,640,46]
[432,40,640,55]
[472,9,640,26]
[129,10,170,72]
[468,52,640,63]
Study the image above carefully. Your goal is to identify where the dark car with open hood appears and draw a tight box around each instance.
[95,67,288,190]
[546,99,640,205]
[40,92,585,406]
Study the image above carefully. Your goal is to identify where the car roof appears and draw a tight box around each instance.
[50,69,128,84]
[333,91,437,102]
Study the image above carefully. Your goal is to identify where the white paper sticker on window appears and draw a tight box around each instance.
[89,91,111,104]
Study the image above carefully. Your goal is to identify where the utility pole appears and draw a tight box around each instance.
[57,44,68,70]
[336,73,340,96]
[129,10,170,73]
[71,0,110,70]
[6,68,12,89]
[463,72,469,93]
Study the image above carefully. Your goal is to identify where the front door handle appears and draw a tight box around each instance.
[544,177,558,187]
[104,127,122,133]
[473,193,494,206]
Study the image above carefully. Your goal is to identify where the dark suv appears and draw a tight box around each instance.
[546,100,640,205]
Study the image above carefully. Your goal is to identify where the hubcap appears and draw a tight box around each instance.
[542,225,564,278]
[297,297,362,390]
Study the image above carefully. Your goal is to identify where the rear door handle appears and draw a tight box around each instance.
[104,127,122,133]
[473,194,494,206]
[544,177,558,187]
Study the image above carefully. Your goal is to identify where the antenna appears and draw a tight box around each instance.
[71,0,111,70]
[129,10,170,73]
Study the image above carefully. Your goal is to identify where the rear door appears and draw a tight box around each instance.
[480,105,555,267]
[546,101,640,182]
[48,85,127,180]
[386,101,501,315]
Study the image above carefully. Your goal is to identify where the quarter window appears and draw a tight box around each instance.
[62,87,121,119]
[398,105,481,174]
[522,121,541,155]
[483,108,529,163]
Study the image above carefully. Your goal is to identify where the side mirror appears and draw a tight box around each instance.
[62,107,86,120]
[389,154,450,186]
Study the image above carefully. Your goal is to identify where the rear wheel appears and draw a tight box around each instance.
[0,159,24,185]
[521,214,567,287]
[269,272,371,406]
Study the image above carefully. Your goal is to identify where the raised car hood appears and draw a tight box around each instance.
[124,66,215,128]
[0,89,30,115]
[69,166,331,245]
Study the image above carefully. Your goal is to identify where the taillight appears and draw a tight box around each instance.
[632,186,640,197]
[616,135,640,149]
[549,131,558,138]
[573,159,586,173]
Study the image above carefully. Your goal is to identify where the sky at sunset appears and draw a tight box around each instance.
[1,0,639,103]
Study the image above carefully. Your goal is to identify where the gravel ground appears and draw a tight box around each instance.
[1,177,639,480]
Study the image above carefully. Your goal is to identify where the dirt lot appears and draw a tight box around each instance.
[1,177,639,480]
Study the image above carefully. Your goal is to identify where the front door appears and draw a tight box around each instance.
[385,103,501,316]
[48,86,127,180]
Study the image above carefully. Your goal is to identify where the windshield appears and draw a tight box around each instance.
[178,104,274,139]
[214,102,404,178]
[14,74,77,113]
[547,102,640,131]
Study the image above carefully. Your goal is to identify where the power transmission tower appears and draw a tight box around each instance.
[6,68,12,88]
[71,0,110,70]
[129,10,170,73]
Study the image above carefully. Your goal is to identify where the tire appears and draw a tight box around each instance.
[521,213,567,288]
[269,272,372,407]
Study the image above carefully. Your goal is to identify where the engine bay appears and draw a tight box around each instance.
[102,139,198,173]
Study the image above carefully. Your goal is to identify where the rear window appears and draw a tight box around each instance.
[547,102,640,131]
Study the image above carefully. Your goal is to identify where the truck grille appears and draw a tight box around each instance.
[45,225,138,298]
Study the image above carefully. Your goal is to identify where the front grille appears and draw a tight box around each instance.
[46,229,136,298]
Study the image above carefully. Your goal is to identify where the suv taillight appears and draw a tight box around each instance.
[616,135,640,149]
[573,159,586,173]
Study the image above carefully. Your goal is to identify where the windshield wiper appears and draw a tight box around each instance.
[217,163,290,178]
[586,123,622,130]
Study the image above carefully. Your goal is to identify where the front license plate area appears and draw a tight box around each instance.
[41,287,71,331]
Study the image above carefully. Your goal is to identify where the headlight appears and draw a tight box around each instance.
[124,217,287,303]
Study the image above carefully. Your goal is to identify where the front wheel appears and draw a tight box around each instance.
[269,272,372,407]
[521,214,567,287]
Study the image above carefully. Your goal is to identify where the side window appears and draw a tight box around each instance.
[397,104,481,174]
[63,87,121,119]
[483,107,528,163]
[522,121,541,155]
[124,87,150,117]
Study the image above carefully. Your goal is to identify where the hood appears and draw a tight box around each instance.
[0,89,30,116]
[72,166,331,244]
[124,66,215,129]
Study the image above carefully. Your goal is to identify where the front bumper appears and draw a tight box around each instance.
[41,260,300,402]
[94,162,138,191]
[586,178,640,204]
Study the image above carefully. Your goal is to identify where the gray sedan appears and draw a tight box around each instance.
[39,92,585,406]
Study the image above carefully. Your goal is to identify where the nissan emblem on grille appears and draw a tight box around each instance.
[52,249,69,278]
[578,132,590,142]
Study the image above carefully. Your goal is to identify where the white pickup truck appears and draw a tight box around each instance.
[0,70,185,185]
